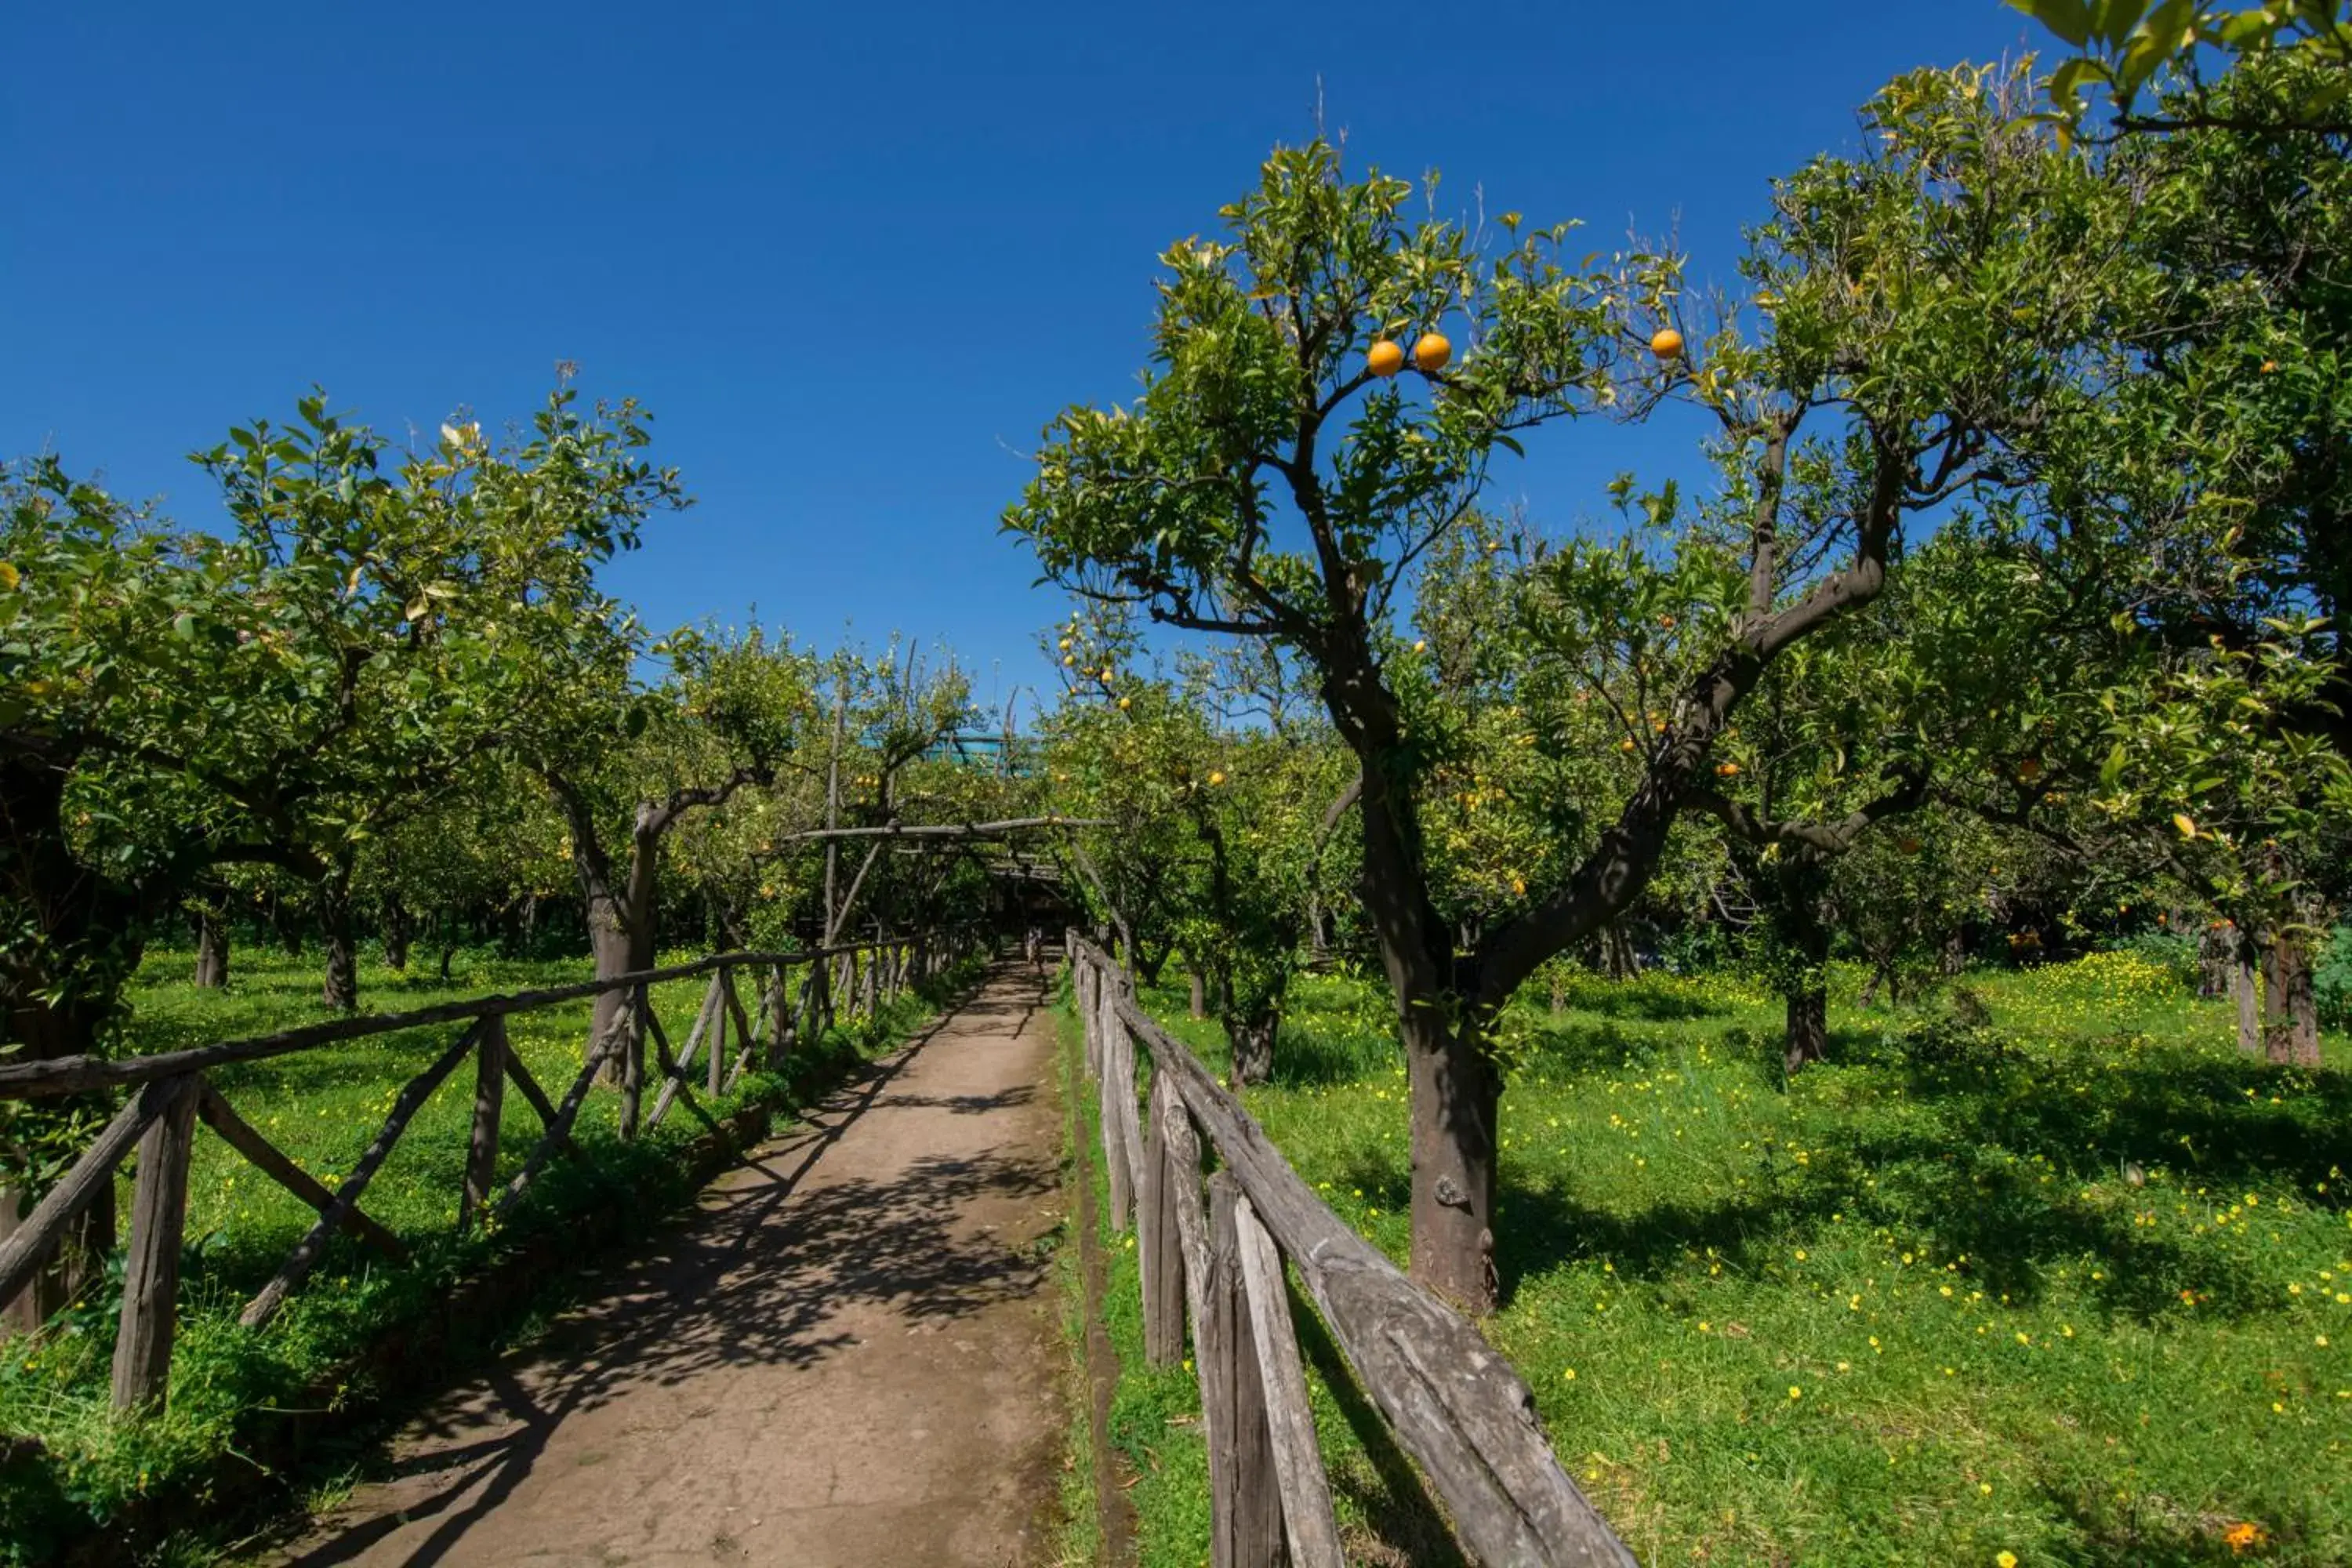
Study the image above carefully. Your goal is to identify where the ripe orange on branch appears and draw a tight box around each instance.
[1413,333,1452,372]
[1367,339,1405,378]
[1650,328,1684,360]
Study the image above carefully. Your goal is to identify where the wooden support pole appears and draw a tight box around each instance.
[618,987,644,1142]
[241,1023,477,1329]
[1099,974,1142,1231]
[708,970,727,1098]
[195,1086,409,1262]
[1138,1072,1187,1367]
[649,976,724,1132]
[111,1073,201,1412]
[723,968,758,1093]
[1205,1172,1283,1568]
[1074,957,1095,1073]
[496,1026,620,1217]
[1233,1192,1345,1568]
[498,1040,579,1160]
[793,963,821,1051]
[643,1004,730,1144]
[766,963,793,1069]
[461,1015,508,1231]
[0,1076,177,1316]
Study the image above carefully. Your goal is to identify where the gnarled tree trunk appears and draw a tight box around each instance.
[2233,938,2263,1055]
[318,862,359,1011]
[2263,935,2320,1066]
[1785,987,1830,1075]
[1225,1010,1278,1086]
[382,898,412,971]
[194,906,230,989]
[1403,1001,1498,1313]
[1772,851,1835,1074]
[2196,920,2234,1000]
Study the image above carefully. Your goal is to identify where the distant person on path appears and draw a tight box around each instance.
[1025,925,1044,974]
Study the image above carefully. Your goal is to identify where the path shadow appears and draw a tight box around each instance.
[276,967,1057,1568]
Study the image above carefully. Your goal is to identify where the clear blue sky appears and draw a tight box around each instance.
[5,2,2043,717]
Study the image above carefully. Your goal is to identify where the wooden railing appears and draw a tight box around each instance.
[1068,935,1635,1568]
[0,923,987,1411]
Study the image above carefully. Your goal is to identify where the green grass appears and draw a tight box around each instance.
[1094,953,2351,1566]
[1,941,974,1566]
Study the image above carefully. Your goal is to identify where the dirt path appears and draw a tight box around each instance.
[264,967,1068,1568]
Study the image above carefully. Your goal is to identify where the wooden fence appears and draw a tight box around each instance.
[1068,935,1635,1568]
[0,923,986,1412]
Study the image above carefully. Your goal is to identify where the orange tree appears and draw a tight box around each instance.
[2,385,672,1047]
[1964,24,2352,1051]
[1006,82,2118,1308]
[527,622,814,1053]
[1,387,671,1316]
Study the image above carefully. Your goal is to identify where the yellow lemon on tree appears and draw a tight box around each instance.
[1367,339,1405,377]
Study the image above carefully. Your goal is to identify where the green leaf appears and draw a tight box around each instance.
[2016,0,2099,47]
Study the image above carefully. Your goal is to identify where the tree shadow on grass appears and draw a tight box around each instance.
[1490,1048,2349,1321]
[1554,980,1736,1024]
[2044,1483,2326,1566]
[1268,1023,1401,1090]
[1890,1051,2352,1197]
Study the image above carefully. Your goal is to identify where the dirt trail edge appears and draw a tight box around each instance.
[265,966,1068,1568]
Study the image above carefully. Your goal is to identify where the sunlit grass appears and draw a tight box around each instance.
[1104,953,2350,1566]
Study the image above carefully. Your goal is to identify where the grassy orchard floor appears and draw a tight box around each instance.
[0,943,963,1566]
[1079,953,2352,1568]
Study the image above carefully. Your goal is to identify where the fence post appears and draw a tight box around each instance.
[461,1015,507,1230]
[620,985,646,1141]
[1232,1191,1345,1566]
[1098,975,1138,1229]
[1205,1171,1283,1567]
[1077,956,1098,1074]
[1139,1072,1187,1367]
[708,971,727,1098]
[111,1073,201,1412]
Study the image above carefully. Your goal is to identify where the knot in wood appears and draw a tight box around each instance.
[1432,1174,1467,1208]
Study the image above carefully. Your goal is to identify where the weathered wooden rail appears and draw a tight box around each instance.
[1068,935,1635,1568]
[0,924,985,1411]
